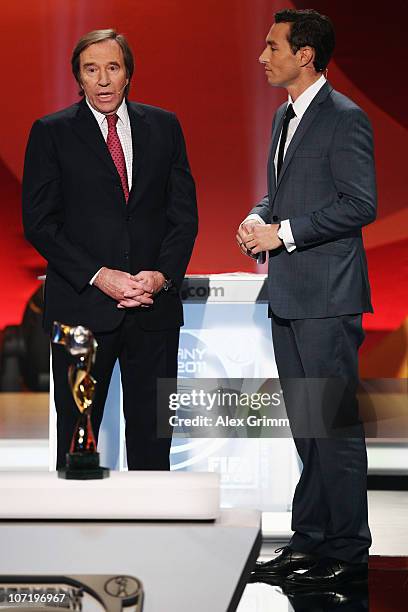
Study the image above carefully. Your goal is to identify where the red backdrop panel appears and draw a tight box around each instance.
[0,0,406,333]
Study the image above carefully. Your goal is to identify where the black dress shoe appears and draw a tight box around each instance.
[284,557,368,589]
[253,546,318,576]
[249,573,285,586]
[285,583,369,609]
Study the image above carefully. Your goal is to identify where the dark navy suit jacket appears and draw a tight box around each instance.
[22,99,198,332]
[251,81,376,319]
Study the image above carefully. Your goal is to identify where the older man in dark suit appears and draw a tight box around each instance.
[23,29,198,471]
[237,9,376,587]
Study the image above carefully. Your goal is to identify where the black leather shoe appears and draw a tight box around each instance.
[285,582,369,609]
[253,546,318,576]
[284,557,368,589]
[249,573,285,586]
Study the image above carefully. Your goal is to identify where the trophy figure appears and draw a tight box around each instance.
[51,322,109,479]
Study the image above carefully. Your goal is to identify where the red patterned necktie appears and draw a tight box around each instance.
[106,113,129,202]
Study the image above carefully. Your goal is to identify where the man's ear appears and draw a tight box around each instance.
[298,46,315,68]
[77,79,85,96]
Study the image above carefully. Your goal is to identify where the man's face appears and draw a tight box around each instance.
[259,22,301,88]
[79,39,128,115]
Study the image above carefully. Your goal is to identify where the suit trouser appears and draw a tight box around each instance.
[271,312,372,563]
[51,310,179,470]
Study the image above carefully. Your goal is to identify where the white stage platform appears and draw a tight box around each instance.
[0,469,261,612]
[0,471,220,520]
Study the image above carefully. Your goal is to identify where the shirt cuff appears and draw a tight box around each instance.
[89,267,104,285]
[277,219,296,252]
[243,214,266,225]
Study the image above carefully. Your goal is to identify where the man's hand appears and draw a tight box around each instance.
[130,271,166,294]
[236,220,262,258]
[93,267,154,308]
[116,270,166,309]
[244,224,283,254]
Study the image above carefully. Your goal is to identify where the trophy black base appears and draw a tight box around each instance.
[58,451,110,480]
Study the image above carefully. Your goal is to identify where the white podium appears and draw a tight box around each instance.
[49,274,300,512]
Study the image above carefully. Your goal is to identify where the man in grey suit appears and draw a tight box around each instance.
[237,9,376,588]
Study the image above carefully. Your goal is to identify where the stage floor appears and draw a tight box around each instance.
[238,554,407,611]
[1,393,407,610]
[237,487,408,609]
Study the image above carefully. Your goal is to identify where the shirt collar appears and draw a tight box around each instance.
[288,74,326,119]
[85,96,129,128]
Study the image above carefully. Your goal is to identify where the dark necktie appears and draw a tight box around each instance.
[276,103,296,178]
[106,114,129,202]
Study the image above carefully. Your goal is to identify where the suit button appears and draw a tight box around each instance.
[272,215,279,222]
[124,251,129,259]
[126,215,132,221]
[338,192,343,199]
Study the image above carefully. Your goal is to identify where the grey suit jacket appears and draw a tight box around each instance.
[251,81,376,319]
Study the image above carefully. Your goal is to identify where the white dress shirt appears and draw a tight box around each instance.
[246,75,327,253]
[86,97,133,285]
[86,97,133,190]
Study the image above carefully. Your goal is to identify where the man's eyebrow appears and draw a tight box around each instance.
[266,39,279,47]
[82,61,121,67]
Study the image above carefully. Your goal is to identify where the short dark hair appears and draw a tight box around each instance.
[71,29,134,97]
[275,8,335,72]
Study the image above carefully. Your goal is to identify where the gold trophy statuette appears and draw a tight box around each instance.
[52,322,109,479]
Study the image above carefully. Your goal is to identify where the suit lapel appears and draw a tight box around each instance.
[275,82,333,191]
[71,99,151,203]
[71,99,118,178]
[127,102,150,201]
